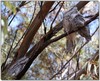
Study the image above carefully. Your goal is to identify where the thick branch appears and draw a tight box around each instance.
[17,1,55,59]
[11,2,37,53]
[47,12,99,44]
[76,1,89,10]
[50,26,99,80]
[17,1,90,59]
[15,1,90,79]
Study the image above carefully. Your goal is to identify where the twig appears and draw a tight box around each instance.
[47,12,99,44]
[3,2,38,71]
[11,2,37,55]
[49,1,61,13]
[85,12,99,25]
[38,1,47,34]
[24,10,98,78]
[50,42,88,79]
[29,2,37,26]
[84,15,94,18]
[19,1,26,7]
[23,1,31,6]
[74,52,80,79]
[69,50,99,80]
[50,2,64,30]
[1,30,18,71]
[8,14,17,26]
[14,2,90,79]
[8,1,26,26]
[50,27,99,79]
[43,20,46,34]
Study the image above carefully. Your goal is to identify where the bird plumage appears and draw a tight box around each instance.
[63,7,91,53]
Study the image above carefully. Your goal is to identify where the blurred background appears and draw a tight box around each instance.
[1,1,99,80]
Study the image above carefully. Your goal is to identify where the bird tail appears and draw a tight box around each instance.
[78,27,91,42]
[66,33,76,53]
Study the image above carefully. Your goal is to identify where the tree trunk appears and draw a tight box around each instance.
[15,1,90,80]
[2,1,94,80]
[17,1,55,59]
[2,1,54,80]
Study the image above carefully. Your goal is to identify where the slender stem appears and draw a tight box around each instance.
[49,1,61,13]
[50,27,99,79]
[1,30,18,71]
[50,2,64,29]
[11,2,37,54]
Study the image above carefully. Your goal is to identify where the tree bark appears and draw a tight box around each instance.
[2,1,54,80]
[15,1,90,79]
[17,1,55,59]
[3,1,94,80]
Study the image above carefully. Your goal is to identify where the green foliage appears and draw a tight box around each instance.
[1,16,8,35]
[4,1,17,14]
[1,16,8,45]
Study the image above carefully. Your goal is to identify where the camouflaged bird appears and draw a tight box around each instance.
[63,7,91,53]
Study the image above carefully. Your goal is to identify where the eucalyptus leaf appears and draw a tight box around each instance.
[87,62,92,72]
[94,65,98,75]
[1,16,8,36]
[0,30,4,45]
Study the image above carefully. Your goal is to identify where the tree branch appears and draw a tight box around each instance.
[47,12,99,44]
[11,2,37,61]
[7,1,90,79]
[76,1,89,10]
[16,1,55,59]
[69,50,99,80]
[50,2,64,30]
[17,1,90,59]
[50,26,99,80]
[8,1,26,26]
[1,30,18,71]
[14,1,90,79]
[49,1,61,13]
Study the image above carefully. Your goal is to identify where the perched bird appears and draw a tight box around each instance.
[63,7,91,53]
